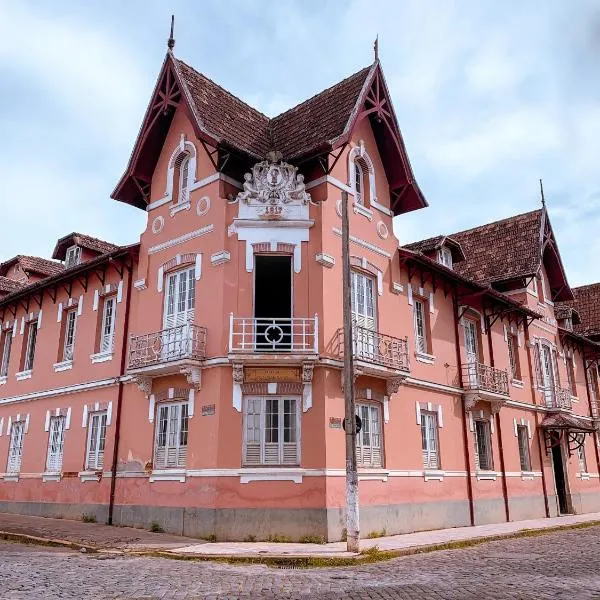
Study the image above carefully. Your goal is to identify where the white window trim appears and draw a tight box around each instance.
[85,411,108,471]
[437,247,453,269]
[45,415,66,474]
[6,420,26,475]
[65,245,82,268]
[100,296,117,354]
[355,402,383,469]
[243,396,301,466]
[413,298,428,355]
[153,400,189,470]
[23,321,38,372]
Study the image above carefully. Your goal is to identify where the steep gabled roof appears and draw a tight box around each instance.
[558,284,600,338]
[450,209,544,285]
[52,233,120,262]
[0,255,64,280]
[113,53,427,215]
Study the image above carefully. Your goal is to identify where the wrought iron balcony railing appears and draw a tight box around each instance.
[128,323,207,371]
[462,362,509,397]
[335,326,410,372]
[544,385,573,410]
[229,314,318,353]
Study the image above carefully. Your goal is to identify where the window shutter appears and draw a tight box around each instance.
[429,292,435,314]
[44,410,50,432]
[437,405,444,428]
[407,285,413,306]
[117,281,123,303]
[37,310,42,329]
[57,303,63,323]
[93,290,99,311]
[415,401,421,425]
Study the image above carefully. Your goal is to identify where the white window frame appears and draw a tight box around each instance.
[507,333,520,380]
[243,396,300,466]
[414,299,427,354]
[474,419,494,471]
[65,245,81,268]
[154,401,189,469]
[350,271,376,331]
[356,402,383,468]
[7,421,25,474]
[24,321,38,371]
[0,330,12,377]
[63,310,77,361]
[46,416,66,473]
[85,411,107,471]
[421,411,440,469]
[177,153,191,205]
[100,296,117,353]
[163,267,195,329]
[577,441,588,473]
[438,247,453,269]
[516,424,531,472]
[354,160,365,205]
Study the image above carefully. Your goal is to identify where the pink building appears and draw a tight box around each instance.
[0,43,599,541]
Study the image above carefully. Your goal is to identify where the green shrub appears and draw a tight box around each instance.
[265,534,292,543]
[299,535,325,544]
[206,534,217,542]
[81,514,96,523]
[149,521,164,533]
[366,529,386,539]
[243,534,256,542]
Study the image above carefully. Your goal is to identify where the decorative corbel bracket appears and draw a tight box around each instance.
[181,366,202,391]
[232,363,244,412]
[132,375,153,397]
[302,362,314,412]
[386,376,407,396]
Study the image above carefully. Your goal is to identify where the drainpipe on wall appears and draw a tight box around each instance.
[524,321,550,518]
[485,314,510,523]
[582,360,600,476]
[452,292,474,526]
[108,258,134,526]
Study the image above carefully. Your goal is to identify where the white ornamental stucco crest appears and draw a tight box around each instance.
[236,153,311,220]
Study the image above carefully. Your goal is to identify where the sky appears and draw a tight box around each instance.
[1,0,599,286]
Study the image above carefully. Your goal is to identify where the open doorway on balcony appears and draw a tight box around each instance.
[254,255,292,351]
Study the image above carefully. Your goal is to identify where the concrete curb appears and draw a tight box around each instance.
[0,530,98,553]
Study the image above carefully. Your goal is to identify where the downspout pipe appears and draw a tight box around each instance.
[486,314,510,523]
[525,322,550,518]
[108,258,134,526]
[453,293,474,526]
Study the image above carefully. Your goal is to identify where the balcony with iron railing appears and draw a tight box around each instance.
[334,325,410,374]
[127,323,207,374]
[543,385,573,411]
[462,362,509,398]
[229,314,318,354]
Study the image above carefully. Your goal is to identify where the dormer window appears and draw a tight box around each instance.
[175,153,191,205]
[65,245,81,268]
[438,247,453,269]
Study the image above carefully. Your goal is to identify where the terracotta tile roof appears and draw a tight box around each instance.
[403,235,465,262]
[448,209,544,285]
[177,59,372,160]
[558,284,600,338]
[0,277,22,294]
[177,60,271,158]
[52,232,120,261]
[0,255,64,279]
[270,66,373,159]
[540,411,597,432]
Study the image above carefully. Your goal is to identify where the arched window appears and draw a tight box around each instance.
[354,160,365,205]
[175,153,190,204]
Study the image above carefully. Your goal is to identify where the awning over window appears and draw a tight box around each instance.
[540,412,597,433]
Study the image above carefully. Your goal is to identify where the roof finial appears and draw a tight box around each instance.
[167,15,175,51]
[539,178,546,207]
[374,35,379,62]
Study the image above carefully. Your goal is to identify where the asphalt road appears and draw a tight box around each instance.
[1,526,599,599]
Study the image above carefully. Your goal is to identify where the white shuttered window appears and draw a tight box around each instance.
[46,416,66,472]
[414,299,427,353]
[244,397,300,465]
[0,331,12,376]
[101,297,116,353]
[356,403,382,468]
[350,271,376,330]
[86,412,107,470]
[154,401,189,469]
[7,421,25,473]
[421,411,440,469]
[63,310,77,361]
[474,419,493,470]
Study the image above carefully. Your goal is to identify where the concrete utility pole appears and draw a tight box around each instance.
[341,190,360,552]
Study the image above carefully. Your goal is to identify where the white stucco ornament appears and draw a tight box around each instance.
[237,152,311,220]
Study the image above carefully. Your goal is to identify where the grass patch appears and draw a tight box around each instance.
[265,534,293,543]
[205,534,217,543]
[243,535,256,542]
[366,529,386,539]
[81,514,97,523]
[299,535,325,544]
[149,522,164,533]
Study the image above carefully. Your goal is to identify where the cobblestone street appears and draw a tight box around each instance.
[1,526,600,599]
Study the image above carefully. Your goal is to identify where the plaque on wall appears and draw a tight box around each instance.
[244,367,301,383]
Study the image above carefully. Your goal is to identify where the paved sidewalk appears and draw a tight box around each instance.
[0,513,201,550]
[171,512,600,557]
[1,511,599,558]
